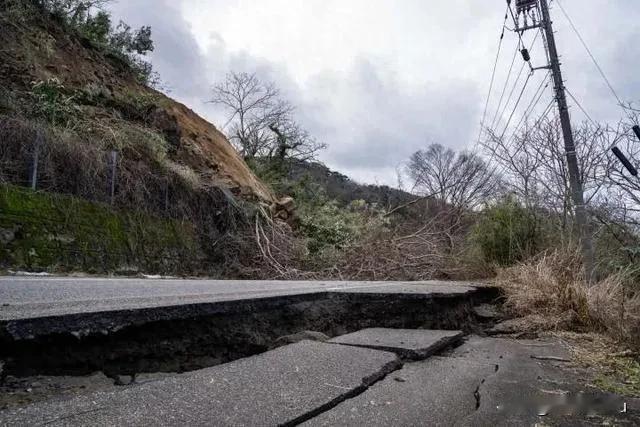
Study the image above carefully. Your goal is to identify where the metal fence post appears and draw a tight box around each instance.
[164,178,170,213]
[109,150,118,205]
[29,133,42,190]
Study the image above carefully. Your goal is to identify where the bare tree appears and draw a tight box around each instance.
[210,72,325,161]
[482,116,618,222]
[406,143,500,211]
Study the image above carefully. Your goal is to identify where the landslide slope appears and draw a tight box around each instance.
[0,3,275,205]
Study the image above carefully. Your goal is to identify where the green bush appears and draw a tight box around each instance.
[77,10,111,44]
[473,197,541,266]
[30,78,78,125]
[298,200,367,254]
[594,220,640,284]
[246,160,387,257]
[292,179,385,255]
[4,1,156,85]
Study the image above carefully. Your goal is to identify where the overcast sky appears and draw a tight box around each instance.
[108,0,639,186]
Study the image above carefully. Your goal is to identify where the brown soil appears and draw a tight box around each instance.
[0,7,276,204]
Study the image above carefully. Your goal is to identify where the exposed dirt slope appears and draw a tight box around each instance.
[0,7,275,204]
[152,101,275,202]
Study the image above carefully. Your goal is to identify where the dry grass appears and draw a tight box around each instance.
[312,209,492,281]
[495,246,640,350]
[554,332,640,397]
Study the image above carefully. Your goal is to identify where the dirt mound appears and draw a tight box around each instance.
[151,101,274,202]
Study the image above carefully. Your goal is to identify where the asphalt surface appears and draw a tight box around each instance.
[0,341,401,426]
[0,277,477,320]
[328,328,463,360]
[306,354,494,426]
[308,337,640,426]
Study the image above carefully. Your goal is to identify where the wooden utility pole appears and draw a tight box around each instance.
[514,0,595,281]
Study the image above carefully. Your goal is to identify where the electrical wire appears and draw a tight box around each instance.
[499,70,534,140]
[555,0,632,121]
[489,29,540,129]
[533,98,557,130]
[565,87,598,128]
[489,43,520,131]
[508,71,552,142]
[476,4,510,146]
[490,31,541,132]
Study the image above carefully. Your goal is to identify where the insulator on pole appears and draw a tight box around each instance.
[633,125,640,142]
[612,146,638,177]
[516,0,538,14]
[521,48,531,62]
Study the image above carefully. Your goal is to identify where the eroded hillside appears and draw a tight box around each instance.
[0,3,275,204]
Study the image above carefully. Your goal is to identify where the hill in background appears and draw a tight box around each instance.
[283,159,415,209]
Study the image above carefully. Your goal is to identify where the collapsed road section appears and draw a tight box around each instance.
[3,279,636,426]
[0,278,497,380]
[0,329,467,426]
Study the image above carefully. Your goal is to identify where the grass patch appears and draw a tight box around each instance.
[593,358,640,397]
[559,332,640,397]
[0,184,203,274]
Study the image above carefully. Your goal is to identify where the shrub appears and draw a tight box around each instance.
[298,199,374,255]
[473,196,541,266]
[77,10,111,44]
[30,78,78,125]
[3,0,156,85]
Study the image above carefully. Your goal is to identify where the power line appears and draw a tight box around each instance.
[489,43,520,131]
[565,87,598,128]
[508,98,556,149]
[491,31,540,132]
[499,70,534,140]
[532,98,557,130]
[476,5,510,146]
[489,30,540,131]
[555,0,630,119]
[508,71,552,142]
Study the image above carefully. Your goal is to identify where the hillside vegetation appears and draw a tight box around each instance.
[0,0,283,275]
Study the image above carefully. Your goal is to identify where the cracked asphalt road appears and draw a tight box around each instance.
[307,336,640,426]
[0,341,402,426]
[0,277,477,320]
[2,277,637,425]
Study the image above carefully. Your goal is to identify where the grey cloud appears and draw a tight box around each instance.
[299,58,480,171]
[109,0,208,100]
[107,2,479,185]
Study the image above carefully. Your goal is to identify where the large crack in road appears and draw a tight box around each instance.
[1,284,497,380]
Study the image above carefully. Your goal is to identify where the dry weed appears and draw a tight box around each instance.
[587,272,640,349]
[496,247,640,350]
[554,331,640,397]
[495,247,589,322]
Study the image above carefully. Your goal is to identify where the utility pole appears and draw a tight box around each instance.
[515,0,595,281]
